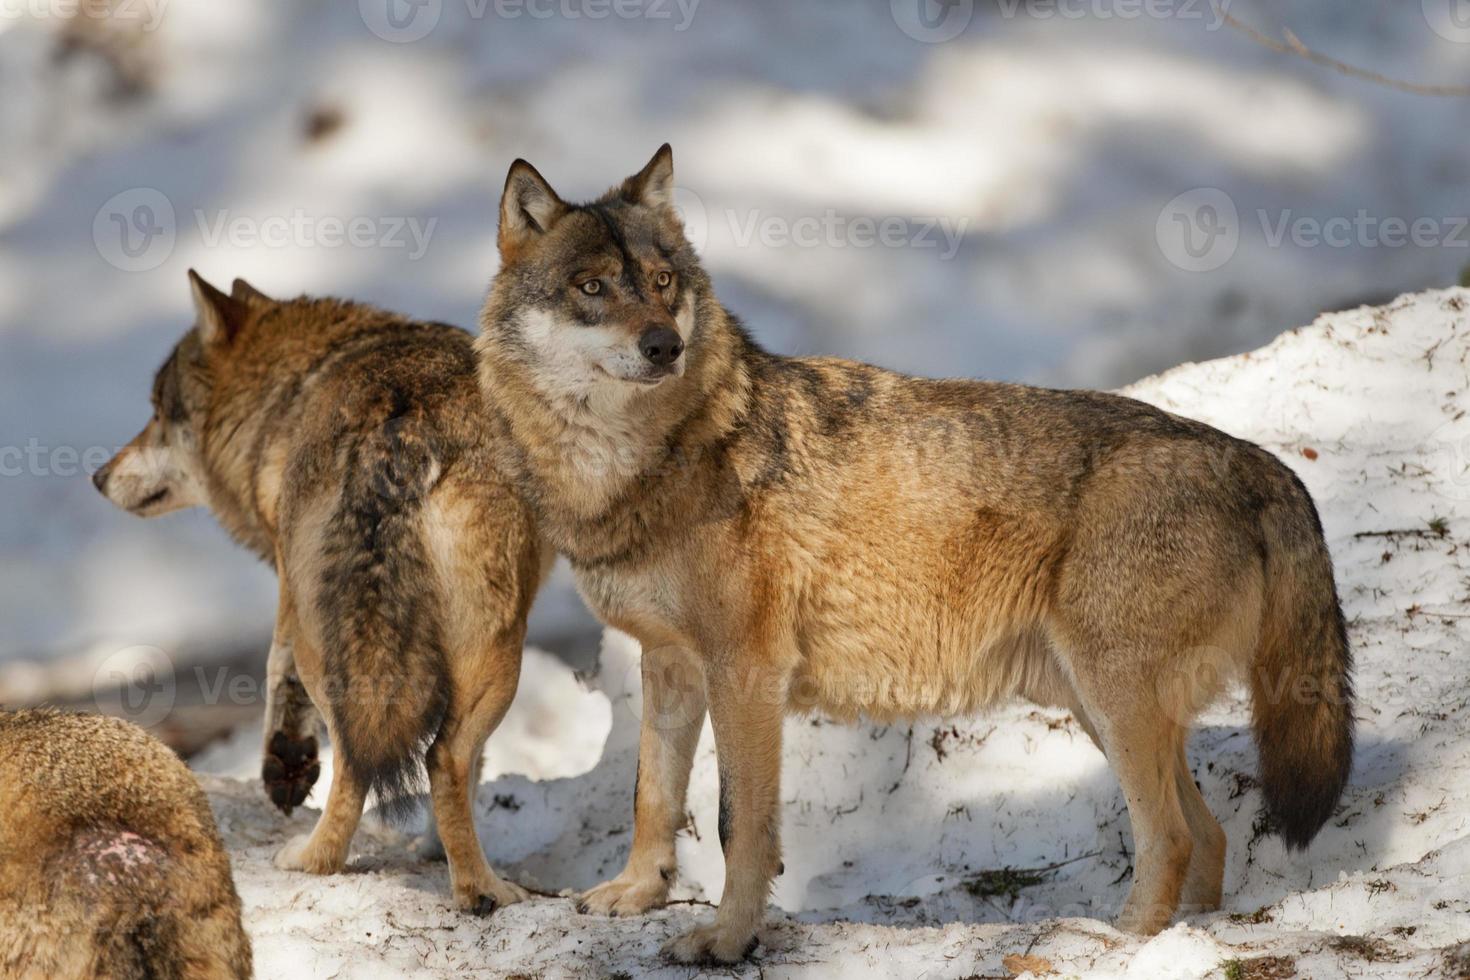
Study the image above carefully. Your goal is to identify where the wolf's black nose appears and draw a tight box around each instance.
[91,464,111,494]
[638,326,684,366]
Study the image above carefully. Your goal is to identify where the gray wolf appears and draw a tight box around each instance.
[0,709,252,978]
[474,146,1354,962]
[93,273,547,913]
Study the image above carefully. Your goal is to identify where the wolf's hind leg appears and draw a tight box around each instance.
[1174,742,1226,913]
[1064,661,1194,935]
[273,636,367,875]
[272,714,367,874]
[579,644,707,917]
[261,635,321,815]
[426,642,528,915]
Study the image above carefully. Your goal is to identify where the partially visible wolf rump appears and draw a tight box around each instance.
[0,710,251,979]
[475,147,1354,963]
[94,274,547,913]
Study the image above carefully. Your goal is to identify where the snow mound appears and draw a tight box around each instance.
[208,289,1470,977]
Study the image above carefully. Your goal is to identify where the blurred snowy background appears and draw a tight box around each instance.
[2,0,1468,734]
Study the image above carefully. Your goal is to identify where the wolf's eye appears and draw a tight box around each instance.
[580,280,601,296]
[655,270,673,289]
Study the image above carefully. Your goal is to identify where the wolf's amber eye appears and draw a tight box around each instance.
[655,271,673,289]
[580,280,601,296]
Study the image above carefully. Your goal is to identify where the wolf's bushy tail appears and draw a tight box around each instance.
[317,412,450,820]
[1250,470,1354,849]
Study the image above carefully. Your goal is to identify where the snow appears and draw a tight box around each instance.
[198,290,1470,977]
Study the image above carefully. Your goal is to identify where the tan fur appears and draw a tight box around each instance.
[0,710,251,979]
[476,148,1353,963]
[94,273,548,914]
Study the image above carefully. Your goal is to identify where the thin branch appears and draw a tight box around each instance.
[1213,2,1470,97]
[1352,528,1448,540]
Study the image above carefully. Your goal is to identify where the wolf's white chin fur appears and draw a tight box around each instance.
[515,309,682,407]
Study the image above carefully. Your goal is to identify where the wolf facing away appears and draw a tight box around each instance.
[93,273,548,914]
[474,146,1354,963]
[0,710,252,979]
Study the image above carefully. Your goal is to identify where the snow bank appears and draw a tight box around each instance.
[204,290,1470,977]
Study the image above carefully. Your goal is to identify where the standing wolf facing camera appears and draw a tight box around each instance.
[93,273,548,914]
[475,146,1354,962]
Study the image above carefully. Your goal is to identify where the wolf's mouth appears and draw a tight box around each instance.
[135,487,170,511]
[598,365,673,387]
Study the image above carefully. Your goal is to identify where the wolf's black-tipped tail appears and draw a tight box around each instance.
[317,412,450,820]
[1251,472,1354,849]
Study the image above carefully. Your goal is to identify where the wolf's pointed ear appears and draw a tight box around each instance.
[188,269,250,346]
[230,277,273,310]
[620,143,675,210]
[499,159,567,258]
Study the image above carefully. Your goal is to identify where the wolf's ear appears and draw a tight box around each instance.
[620,143,675,211]
[188,269,250,346]
[499,159,567,258]
[230,277,273,310]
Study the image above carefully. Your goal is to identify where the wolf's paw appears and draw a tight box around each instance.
[1115,899,1175,936]
[262,730,319,815]
[661,921,758,965]
[455,877,531,916]
[272,834,343,875]
[575,868,670,917]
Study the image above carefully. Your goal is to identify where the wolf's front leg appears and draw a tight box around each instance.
[578,644,706,917]
[260,634,321,815]
[662,661,785,965]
